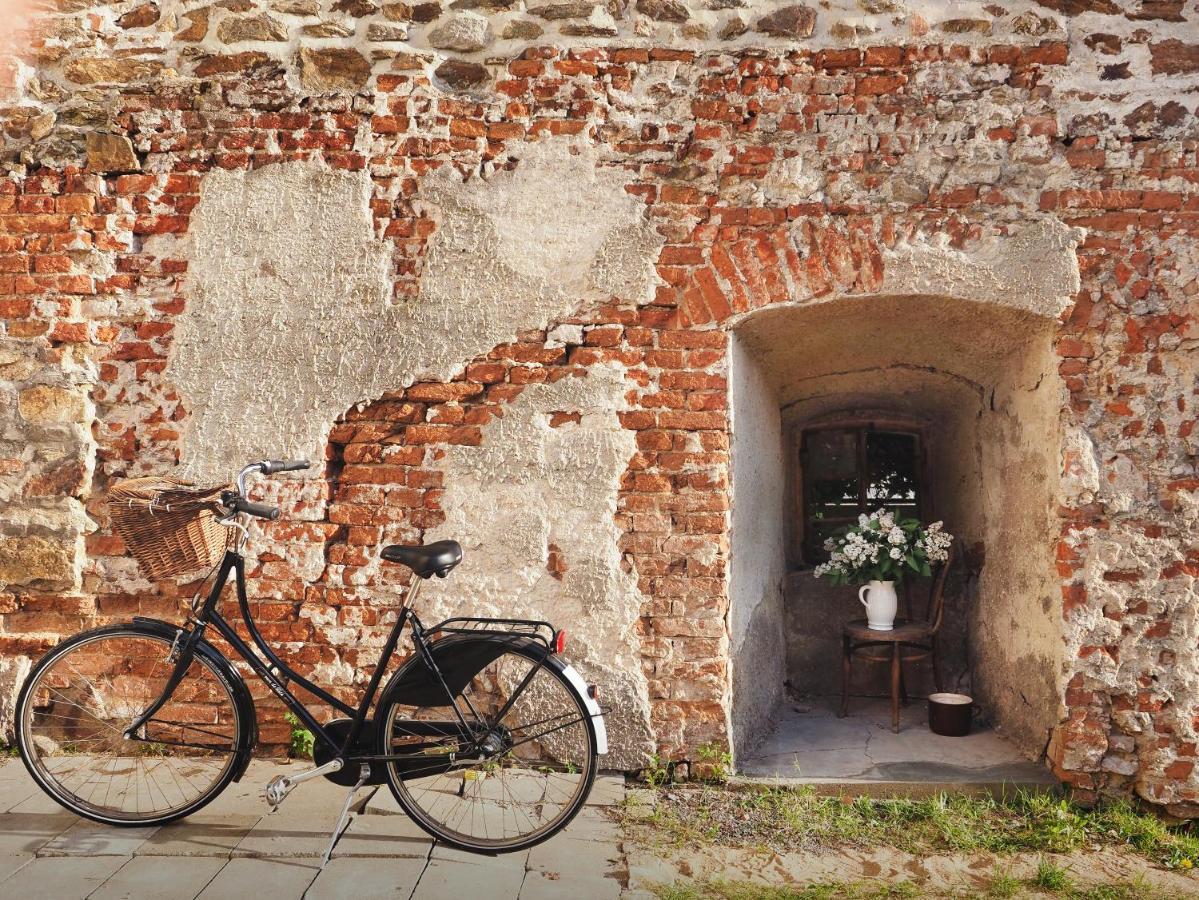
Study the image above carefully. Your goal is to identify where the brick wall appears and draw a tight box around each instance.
[0,1,1197,811]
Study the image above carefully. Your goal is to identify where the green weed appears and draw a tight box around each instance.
[696,743,734,785]
[624,785,1199,872]
[1032,857,1072,892]
[283,711,314,760]
[985,867,1022,897]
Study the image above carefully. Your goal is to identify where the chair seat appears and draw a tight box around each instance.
[843,617,934,643]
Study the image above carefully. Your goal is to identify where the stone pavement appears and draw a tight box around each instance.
[0,758,630,900]
[739,697,1058,791]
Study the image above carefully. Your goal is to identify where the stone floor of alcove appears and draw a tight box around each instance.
[737,696,1058,793]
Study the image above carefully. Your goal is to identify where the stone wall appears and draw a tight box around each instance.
[0,0,1196,812]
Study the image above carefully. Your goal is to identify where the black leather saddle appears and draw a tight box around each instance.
[380,540,463,579]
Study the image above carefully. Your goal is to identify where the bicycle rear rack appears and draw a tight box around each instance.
[426,616,557,652]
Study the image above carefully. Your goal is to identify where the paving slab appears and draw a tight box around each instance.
[305,855,428,899]
[0,810,78,854]
[137,813,262,857]
[409,857,526,900]
[232,815,337,858]
[0,762,40,812]
[330,808,434,858]
[89,855,227,900]
[39,819,159,856]
[519,870,621,900]
[527,835,621,881]
[8,784,82,814]
[429,842,529,869]
[230,784,365,858]
[587,775,627,808]
[739,697,1057,790]
[0,855,32,882]
[0,854,128,900]
[555,806,622,844]
[195,857,319,899]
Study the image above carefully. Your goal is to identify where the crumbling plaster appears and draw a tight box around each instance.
[168,140,663,483]
[412,366,654,770]
[727,335,787,763]
[882,220,1086,321]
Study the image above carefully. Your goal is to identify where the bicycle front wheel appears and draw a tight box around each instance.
[380,644,597,853]
[16,624,243,826]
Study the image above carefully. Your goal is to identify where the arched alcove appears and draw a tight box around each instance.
[727,294,1065,768]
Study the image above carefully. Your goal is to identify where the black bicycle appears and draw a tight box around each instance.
[15,459,607,857]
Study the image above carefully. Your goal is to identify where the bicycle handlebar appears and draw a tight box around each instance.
[223,493,281,521]
[261,459,311,475]
[225,458,312,522]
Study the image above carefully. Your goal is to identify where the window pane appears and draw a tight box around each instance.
[802,426,924,565]
[804,429,858,523]
[866,431,919,505]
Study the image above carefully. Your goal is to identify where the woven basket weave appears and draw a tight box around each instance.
[107,477,231,580]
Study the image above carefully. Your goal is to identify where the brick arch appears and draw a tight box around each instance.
[674,216,888,329]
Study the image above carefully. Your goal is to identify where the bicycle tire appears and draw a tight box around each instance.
[379,642,598,853]
[15,623,244,827]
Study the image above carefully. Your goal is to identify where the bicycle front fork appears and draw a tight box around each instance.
[123,622,206,739]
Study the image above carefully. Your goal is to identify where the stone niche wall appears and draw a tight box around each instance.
[0,0,1196,812]
[730,289,1069,762]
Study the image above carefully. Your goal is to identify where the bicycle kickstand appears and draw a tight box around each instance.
[321,764,376,869]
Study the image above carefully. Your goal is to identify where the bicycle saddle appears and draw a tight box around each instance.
[381,540,463,579]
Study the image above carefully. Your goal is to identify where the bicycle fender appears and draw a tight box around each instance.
[130,617,259,781]
[378,632,608,754]
[557,662,608,755]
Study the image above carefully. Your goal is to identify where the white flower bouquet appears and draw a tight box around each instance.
[813,508,953,586]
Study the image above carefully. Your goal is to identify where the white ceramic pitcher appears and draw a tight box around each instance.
[858,580,898,631]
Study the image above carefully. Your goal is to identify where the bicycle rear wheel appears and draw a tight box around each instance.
[16,624,243,826]
[380,644,597,853]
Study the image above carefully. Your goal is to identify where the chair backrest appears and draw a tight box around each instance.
[924,542,954,634]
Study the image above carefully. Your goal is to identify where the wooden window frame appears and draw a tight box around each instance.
[793,418,930,568]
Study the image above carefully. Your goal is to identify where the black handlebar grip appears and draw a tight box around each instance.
[233,498,280,521]
[262,459,311,475]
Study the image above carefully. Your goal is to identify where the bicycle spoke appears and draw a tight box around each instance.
[385,647,593,851]
[20,631,240,823]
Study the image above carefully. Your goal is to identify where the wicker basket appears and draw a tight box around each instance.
[107,477,232,580]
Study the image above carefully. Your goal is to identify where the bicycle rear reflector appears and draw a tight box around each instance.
[554,629,567,654]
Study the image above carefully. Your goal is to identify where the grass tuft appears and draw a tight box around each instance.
[985,867,1022,897]
[623,785,1199,871]
[652,875,1184,900]
[1032,857,1073,892]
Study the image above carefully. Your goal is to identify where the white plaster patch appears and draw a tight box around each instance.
[415,366,654,769]
[1061,425,1100,506]
[170,158,393,481]
[0,655,31,742]
[416,139,664,362]
[170,142,663,481]
[883,219,1085,319]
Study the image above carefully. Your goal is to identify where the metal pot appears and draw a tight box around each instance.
[928,692,972,736]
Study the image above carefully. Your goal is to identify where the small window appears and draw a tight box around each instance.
[800,426,924,564]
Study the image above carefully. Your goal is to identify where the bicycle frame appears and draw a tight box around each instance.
[125,548,555,765]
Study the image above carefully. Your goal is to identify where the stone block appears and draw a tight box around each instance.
[17,386,86,424]
[298,47,373,91]
[427,12,493,51]
[0,537,74,587]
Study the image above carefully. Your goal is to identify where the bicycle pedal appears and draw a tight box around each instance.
[264,773,292,809]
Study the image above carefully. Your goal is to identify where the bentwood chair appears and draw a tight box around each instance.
[838,544,954,732]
